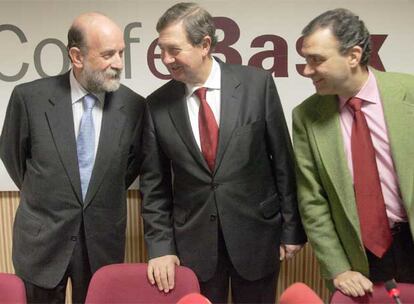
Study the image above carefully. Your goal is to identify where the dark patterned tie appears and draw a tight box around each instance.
[195,87,218,171]
[348,97,392,257]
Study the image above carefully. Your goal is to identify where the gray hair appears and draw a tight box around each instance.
[157,2,217,51]
[302,8,371,66]
[67,25,88,55]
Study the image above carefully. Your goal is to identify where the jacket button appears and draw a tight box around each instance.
[211,183,219,190]
[71,236,77,241]
[210,215,217,221]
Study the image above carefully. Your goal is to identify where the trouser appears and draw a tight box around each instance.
[199,227,278,304]
[24,228,92,304]
[367,222,414,283]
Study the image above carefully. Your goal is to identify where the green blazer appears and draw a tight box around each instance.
[292,69,414,287]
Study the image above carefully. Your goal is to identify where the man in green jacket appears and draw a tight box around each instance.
[293,8,414,297]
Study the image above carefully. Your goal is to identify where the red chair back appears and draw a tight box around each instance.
[0,273,26,304]
[85,263,200,303]
[176,293,211,304]
[330,282,414,303]
[279,282,323,304]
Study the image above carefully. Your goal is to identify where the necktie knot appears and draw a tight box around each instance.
[195,87,208,103]
[347,97,362,112]
[83,94,96,111]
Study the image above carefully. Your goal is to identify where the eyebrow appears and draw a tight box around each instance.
[100,48,124,55]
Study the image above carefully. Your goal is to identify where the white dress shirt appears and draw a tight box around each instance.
[185,58,221,150]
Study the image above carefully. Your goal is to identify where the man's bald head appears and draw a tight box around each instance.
[67,12,125,93]
[67,12,121,55]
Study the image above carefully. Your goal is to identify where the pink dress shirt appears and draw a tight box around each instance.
[338,70,407,226]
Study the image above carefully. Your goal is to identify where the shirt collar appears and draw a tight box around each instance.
[69,69,105,104]
[186,57,221,97]
[338,69,380,109]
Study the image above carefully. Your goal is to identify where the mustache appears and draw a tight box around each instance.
[105,68,121,79]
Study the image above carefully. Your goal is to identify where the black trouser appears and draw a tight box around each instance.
[24,228,92,304]
[199,227,277,304]
[367,222,414,283]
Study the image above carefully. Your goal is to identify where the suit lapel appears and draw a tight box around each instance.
[214,63,241,174]
[83,92,126,207]
[311,96,360,230]
[168,63,242,175]
[46,73,82,203]
[375,70,414,212]
[168,81,209,171]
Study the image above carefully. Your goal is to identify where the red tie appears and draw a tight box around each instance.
[348,97,392,257]
[195,87,219,171]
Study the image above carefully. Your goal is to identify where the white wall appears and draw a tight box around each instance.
[1,0,413,189]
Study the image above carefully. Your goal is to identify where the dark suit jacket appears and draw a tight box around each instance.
[140,61,306,282]
[0,72,146,288]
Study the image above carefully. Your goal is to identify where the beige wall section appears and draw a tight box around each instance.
[0,190,330,302]
[0,192,19,273]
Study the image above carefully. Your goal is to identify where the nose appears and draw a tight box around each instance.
[111,52,123,70]
[161,51,175,65]
[303,63,314,77]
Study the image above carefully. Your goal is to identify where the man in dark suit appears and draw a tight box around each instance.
[0,13,145,303]
[140,3,306,303]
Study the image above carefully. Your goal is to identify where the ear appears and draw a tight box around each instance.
[68,47,84,69]
[348,45,363,68]
[201,35,212,57]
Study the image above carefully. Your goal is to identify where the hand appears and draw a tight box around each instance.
[279,244,304,261]
[147,255,180,293]
[333,271,373,297]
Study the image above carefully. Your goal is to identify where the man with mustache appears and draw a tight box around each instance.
[140,3,306,303]
[0,12,145,303]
